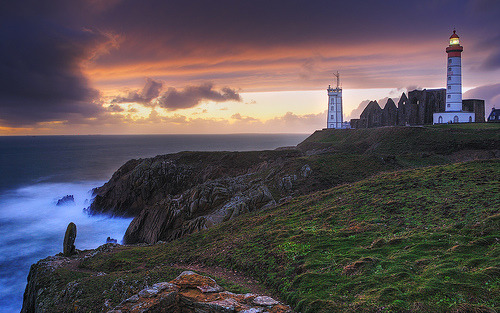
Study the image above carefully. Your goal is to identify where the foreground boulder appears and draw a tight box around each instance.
[108,271,292,313]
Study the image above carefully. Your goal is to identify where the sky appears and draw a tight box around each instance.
[1,0,500,135]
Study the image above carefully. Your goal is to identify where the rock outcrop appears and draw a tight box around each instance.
[56,195,75,206]
[124,178,276,244]
[108,271,292,313]
[63,222,77,256]
[21,246,292,313]
[89,150,301,217]
[89,150,308,244]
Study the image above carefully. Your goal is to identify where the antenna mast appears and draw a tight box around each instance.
[333,71,340,89]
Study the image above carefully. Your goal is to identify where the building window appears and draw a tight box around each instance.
[448,86,451,89]
[448,77,451,80]
[448,95,451,98]
[448,58,452,64]
[453,115,459,123]
[438,116,443,123]
[469,116,472,122]
[447,104,450,107]
[448,67,451,71]
[331,115,334,119]
[331,106,334,111]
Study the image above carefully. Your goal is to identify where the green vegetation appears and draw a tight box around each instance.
[30,125,499,312]
[298,124,500,155]
[76,159,499,312]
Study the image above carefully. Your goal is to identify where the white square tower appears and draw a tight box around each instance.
[327,72,343,129]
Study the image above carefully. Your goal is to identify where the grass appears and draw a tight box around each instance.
[298,124,500,155]
[71,159,500,312]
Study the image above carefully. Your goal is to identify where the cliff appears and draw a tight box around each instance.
[89,125,500,245]
[23,158,500,312]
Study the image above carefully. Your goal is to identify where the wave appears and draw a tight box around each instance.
[0,182,133,312]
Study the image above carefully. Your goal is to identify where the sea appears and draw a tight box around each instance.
[0,133,308,312]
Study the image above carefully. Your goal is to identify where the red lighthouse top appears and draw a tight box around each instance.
[446,29,463,56]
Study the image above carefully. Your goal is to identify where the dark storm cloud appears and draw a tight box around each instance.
[112,78,163,104]
[0,18,114,126]
[157,83,241,111]
[476,34,500,71]
[88,0,494,66]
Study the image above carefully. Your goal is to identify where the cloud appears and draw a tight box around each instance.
[157,83,241,111]
[106,104,125,112]
[112,78,163,104]
[464,83,500,112]
[0,19,116,126]
[231,113,259,122]
[346,100,370,120]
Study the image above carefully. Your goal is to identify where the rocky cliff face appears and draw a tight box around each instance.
[89,149,306,244]
[89,150,301,217]
[124,178,276,244]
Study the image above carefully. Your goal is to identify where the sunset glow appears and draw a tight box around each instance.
[1,0,500,135]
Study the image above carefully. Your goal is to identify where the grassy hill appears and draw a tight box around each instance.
[75,159,499,312]
[23,125,500,312]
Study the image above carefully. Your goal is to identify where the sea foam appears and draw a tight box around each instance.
[0,182,132,312]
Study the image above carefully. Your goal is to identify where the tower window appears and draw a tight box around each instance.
[447,95,451,98]
[448,67,452,71]
[448,58,452,64]
[448,86,451,89]
[448,77,451,80]
[331,115,334,119]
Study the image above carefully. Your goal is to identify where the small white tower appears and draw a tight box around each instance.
[433,30,474,124]
[327,72,343,129]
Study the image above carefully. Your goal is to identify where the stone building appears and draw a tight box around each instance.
[462,99,486,123]
[350,89,485,129]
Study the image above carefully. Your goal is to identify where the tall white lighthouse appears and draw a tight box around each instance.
[446,30,463,111]
[433,30,474,124]
[327,72,343,129]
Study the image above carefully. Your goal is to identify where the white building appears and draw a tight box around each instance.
[433,30,474,124]
[327,72,343,129]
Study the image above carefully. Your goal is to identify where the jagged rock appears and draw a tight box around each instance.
[63,222,77,256]
[88,150,301,217]
[56,195,74,206]
[106,237,118,244]
[123,180,276,244]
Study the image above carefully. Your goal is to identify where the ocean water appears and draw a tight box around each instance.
[0,133,308,312]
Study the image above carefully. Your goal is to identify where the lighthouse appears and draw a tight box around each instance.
[327,72,343,129]
[446,30,463,111]
[433,30,474,124]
